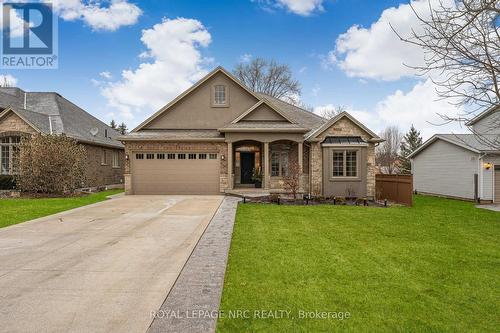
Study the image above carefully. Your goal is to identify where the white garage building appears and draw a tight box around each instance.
[410,107,500,203]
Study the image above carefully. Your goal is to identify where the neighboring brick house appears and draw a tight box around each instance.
[0,87,124,187]
[122,67,383,198]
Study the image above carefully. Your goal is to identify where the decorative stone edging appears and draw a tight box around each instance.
[147,196,241,333]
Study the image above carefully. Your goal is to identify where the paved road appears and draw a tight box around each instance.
[0,195,223,333]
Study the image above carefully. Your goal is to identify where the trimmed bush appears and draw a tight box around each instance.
[16,134,87,194]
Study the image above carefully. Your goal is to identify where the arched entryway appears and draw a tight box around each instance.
[233,140,262,188]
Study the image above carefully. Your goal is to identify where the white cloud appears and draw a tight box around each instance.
[101,17,212,121]
[277,0,324,15]
[0,74,18,87]
[374,79,466,138]
[255,0,324,16]
[99,71,112,79]
[52,0,142,31]
[318,79,465,139]
[331,0,454,81]
[239,53,252,63]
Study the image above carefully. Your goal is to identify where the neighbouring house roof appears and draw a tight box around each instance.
[466,105,500,126]
[0,88,123,148]
[408,134,500,159]
[119,130,224,141]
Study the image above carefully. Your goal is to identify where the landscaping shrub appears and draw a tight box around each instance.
[16,134,87,194]
[0,175,16,190]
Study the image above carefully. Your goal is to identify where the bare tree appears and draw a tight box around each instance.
[282,161,301,199]
[319,105,347,119]
[376,126,403,174]
[393,0,500,148]
[234,58,301,103]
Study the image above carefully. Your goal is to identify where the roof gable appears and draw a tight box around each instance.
[0,107,41,133]
[466,105,500,126]
[133,67,261,132]
[231,100,294,124]
[306,112,380,141]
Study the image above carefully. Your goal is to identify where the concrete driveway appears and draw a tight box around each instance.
[0,195,224,333]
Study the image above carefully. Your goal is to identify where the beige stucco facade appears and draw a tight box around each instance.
[123,67,380,198]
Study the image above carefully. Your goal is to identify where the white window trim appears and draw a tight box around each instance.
[329,148,361,181]
[112,150,120,168]
[211,84,229,107]
[270,151,289,177]
[101,149,108,166]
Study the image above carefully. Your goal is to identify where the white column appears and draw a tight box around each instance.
[227,142,233,190]
[264,142,270,190]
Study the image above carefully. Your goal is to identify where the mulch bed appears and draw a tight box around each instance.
[240,195,387,207]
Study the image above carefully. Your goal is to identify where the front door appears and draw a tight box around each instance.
[240,152,255,184]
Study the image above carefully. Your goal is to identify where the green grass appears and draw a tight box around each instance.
[0,189,123,228]
[217,196,500,332]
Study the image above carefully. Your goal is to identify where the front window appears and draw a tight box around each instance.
[112,151,120,167]
[0,136,20,175]
[271,151,288,177]
[101,149,107,165]
[332,150,358,178]
[214,85,227,105]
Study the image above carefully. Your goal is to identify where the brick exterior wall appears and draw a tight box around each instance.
[123,141,228,194]
[0,111,125,188]
[310,117,376,198]
[83,144,125,187]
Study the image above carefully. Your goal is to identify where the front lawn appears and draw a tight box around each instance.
[217,195,500,332]
[0,189,123,229]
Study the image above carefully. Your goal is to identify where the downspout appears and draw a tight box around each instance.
[23,92,26,109]
[48,115,53,134]
[478,153,487,202]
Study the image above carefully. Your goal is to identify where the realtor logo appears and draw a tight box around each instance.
[1,2,58,69]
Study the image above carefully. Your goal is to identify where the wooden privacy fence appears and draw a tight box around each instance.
[375,174,413,206]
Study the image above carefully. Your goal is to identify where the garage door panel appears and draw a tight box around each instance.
[131,153,220,194]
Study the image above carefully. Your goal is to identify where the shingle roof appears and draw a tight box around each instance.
[438,134,499,151]
[219,121,306,131]
[0,87,123,148]
[255,93,327,131]
[409,133,499,159]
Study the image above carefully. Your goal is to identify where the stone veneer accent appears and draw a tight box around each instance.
[124,141,228,194]
[0,113,37,134]
[310,117,376,198]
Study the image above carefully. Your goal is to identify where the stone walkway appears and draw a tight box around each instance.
[147,196,241,333]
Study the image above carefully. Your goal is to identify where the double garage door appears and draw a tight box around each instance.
[131,152,220,194]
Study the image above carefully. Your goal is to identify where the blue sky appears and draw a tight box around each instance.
[1,0,465,138]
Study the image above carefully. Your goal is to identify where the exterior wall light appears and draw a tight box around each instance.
[221,154,225,160]
[484,162,492,170]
